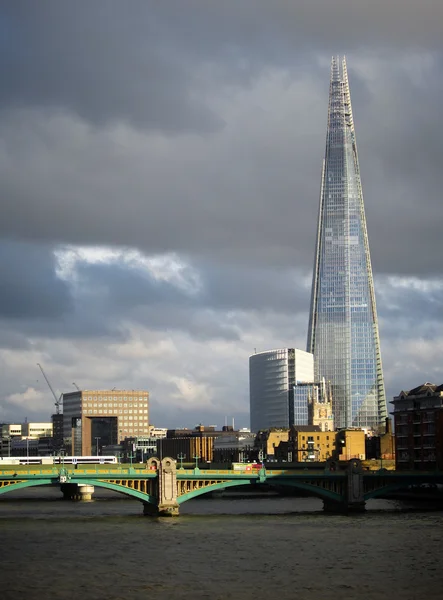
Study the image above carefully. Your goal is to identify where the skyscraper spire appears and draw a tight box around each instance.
[307,56,387,430]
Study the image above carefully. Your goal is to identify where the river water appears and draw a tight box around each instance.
[0,488,442,600]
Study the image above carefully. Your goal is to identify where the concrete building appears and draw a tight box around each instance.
[392,382,443,471]
[249,348,314,431]
[62,389,149,455]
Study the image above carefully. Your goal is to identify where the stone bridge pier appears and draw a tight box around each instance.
[143,457,179,517]
[324,459,366,513]
[60,483,95,501]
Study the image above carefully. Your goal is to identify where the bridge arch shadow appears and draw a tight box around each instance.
[177,479,342,504]
[365,483,422,501]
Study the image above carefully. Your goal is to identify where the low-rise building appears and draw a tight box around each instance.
[213,429,256,463]
[159,425,223,464]
[335,429,366,461]
[254,429,290,460]
[392,382,443,471]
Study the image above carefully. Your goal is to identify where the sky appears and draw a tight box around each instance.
[1,1,442,429]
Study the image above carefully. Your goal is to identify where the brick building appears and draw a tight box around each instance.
[392,383,443,471]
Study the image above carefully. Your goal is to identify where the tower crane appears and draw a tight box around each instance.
[37,363,63,414]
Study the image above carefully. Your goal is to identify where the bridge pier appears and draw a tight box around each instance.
[323,459,366,513]
[60,483,95,501]
[144,457,180,517]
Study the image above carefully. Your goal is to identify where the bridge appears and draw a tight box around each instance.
[1,457,442,516]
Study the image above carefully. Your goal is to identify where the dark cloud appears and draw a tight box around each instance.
[0,240,71,318]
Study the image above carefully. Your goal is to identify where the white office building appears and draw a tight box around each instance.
[249,348,314,431]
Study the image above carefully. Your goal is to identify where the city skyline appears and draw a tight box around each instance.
[0,5,442,429]
[308,56,387,430]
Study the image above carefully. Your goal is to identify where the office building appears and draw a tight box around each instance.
[307,56,387,430]
[392,382,443,471]
[249,348,314,431]
[0,422,53,439]
[63,389,149,455]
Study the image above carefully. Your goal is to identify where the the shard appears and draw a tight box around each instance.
[307,56,387,430]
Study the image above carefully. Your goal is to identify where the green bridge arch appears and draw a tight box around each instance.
[178,479,252,503]
[66,478,157,505]
[364,483,418,501]
[265,479,343,503]
[177,478,343,504]
[0,477,157,505]
[0,479,54,496]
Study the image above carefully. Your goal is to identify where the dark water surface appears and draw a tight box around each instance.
[1,488,442,600]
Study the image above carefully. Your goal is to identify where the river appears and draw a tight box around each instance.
[0,488,442,600]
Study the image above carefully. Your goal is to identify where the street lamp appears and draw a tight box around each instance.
[177,453,186,469]
[193,454,200,472]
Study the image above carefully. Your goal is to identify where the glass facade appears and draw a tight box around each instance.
[307,56,387,430]
[249,348,314,431]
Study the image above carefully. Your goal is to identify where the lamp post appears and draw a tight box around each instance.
[177,453,186,469]
[95,437,101,457]
[26,437,29,465]
[193,454,200,473]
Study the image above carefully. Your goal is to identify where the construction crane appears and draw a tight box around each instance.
[37,363,63,414]
[72,382,80,391]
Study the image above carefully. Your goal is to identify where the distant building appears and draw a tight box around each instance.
[292,378,334,431]
[147,426,167,439]
[51,413,64,451]
[254,429,290,460]
[392,383,443,471]
[22,422,53,438]
[62,389,149,455]
[1,424,22,438]
[365,418,395,461]
[287,426,333,462]
[0,422,52,439]
[273,427,365,462]
[213,430,256,463]
[335,429,366,461]
[159,425,247,464]
[249,348,314,431]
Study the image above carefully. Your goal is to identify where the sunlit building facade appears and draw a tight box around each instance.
[307,56,387,430]
[249,348,314,431]
[63,389,149,455]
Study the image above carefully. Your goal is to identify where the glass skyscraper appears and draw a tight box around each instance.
[307,56,387,430]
